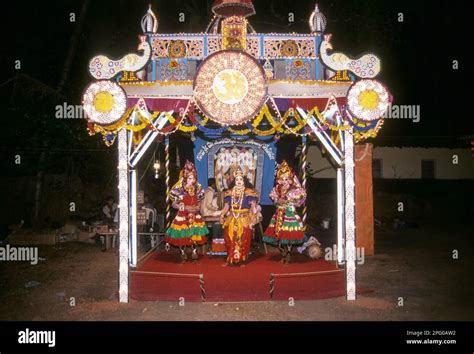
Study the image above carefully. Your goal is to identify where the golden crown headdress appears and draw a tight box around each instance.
[170,160,200,198]
[182,160,197,180]
[234,166,244,178]
[276,160,294,180]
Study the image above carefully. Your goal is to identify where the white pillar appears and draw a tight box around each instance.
[344,129,356,300]
[129,169,138,268]
[337,167,344,265]
[117,129,130,303]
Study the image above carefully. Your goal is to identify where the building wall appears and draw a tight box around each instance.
[355,144,374,255]
[307,146,337,178]
[372,148,474,179]
[307,146,474,179]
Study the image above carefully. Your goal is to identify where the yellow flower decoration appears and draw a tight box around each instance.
[93,91,115,112]
[358,90,380,110]
[347,79,390,121]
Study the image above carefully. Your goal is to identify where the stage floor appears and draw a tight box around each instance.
[130,250,369,302]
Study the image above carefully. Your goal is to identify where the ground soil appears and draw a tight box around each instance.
[0,223,472,321]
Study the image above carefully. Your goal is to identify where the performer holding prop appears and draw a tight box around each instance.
[165,161,209,263]
[219,167,259,266]
[263,161,306,264]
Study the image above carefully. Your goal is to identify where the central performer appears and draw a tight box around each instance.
[219,167,260,266]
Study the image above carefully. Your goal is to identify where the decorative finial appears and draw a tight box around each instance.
[141,4,158,34]
[309,4,326,33]
[212,0,256,18]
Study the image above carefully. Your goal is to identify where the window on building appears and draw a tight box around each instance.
[421,160,435,179]
[372,158,383,178]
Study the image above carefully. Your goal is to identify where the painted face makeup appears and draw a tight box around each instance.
[235,176,244,187]
[279,174,290,187]
[186,174,196,186]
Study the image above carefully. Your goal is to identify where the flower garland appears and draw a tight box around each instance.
[283,108,313,136]
[231,186,245,219]
[310,107,349,132]
[147,111,185,135]
[189,111,228,135]
[353,119,384,143]
[125,108,157,131]
[250,104,286,136]
[88,99,384,145]
[228,125,252,135]
[177,117,198,132]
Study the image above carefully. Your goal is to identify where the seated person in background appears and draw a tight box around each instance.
[102,196,118,227]
[143,194,154,209]
[200,178,223,218]
[142,194,157,231]
[201,178,224,243]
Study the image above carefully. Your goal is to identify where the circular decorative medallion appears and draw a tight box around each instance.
[82,80,127,126]
[168,40,186,58]
[347,79,390,121]
[280,40,299,57]
[212,69,249,104]
[193,50,267,125]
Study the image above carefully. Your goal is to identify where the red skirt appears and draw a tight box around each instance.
[223,226,253,264]
[164,211,208,247]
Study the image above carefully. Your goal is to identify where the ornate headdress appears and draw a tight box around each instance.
[182,160,197,181]
[276,161,294,180]
[234,166,244,178]
[276,160,304,191]
[169,160,201,200]
[171,160,197,190]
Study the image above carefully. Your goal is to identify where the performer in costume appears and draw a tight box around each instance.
[219,167,259,266]
[263,160,306,264]
[165,161,209,263]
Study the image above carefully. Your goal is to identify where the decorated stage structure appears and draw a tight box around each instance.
[82,1,391,303]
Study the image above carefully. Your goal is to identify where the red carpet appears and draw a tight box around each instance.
[131,251,370,302]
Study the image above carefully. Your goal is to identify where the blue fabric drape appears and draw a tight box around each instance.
[193,136,276,205]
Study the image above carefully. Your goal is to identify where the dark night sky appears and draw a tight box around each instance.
[1,0,472,146]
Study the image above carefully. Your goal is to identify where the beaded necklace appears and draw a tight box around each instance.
[231,186,245,219]
[278,184,290,202]
[185,184,195,197]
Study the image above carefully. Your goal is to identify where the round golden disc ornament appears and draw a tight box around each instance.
[169,40,186,58]
[280,40,299,57]
[193,50,267,126]
[347,79,391,122]
[82,80,127,126]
